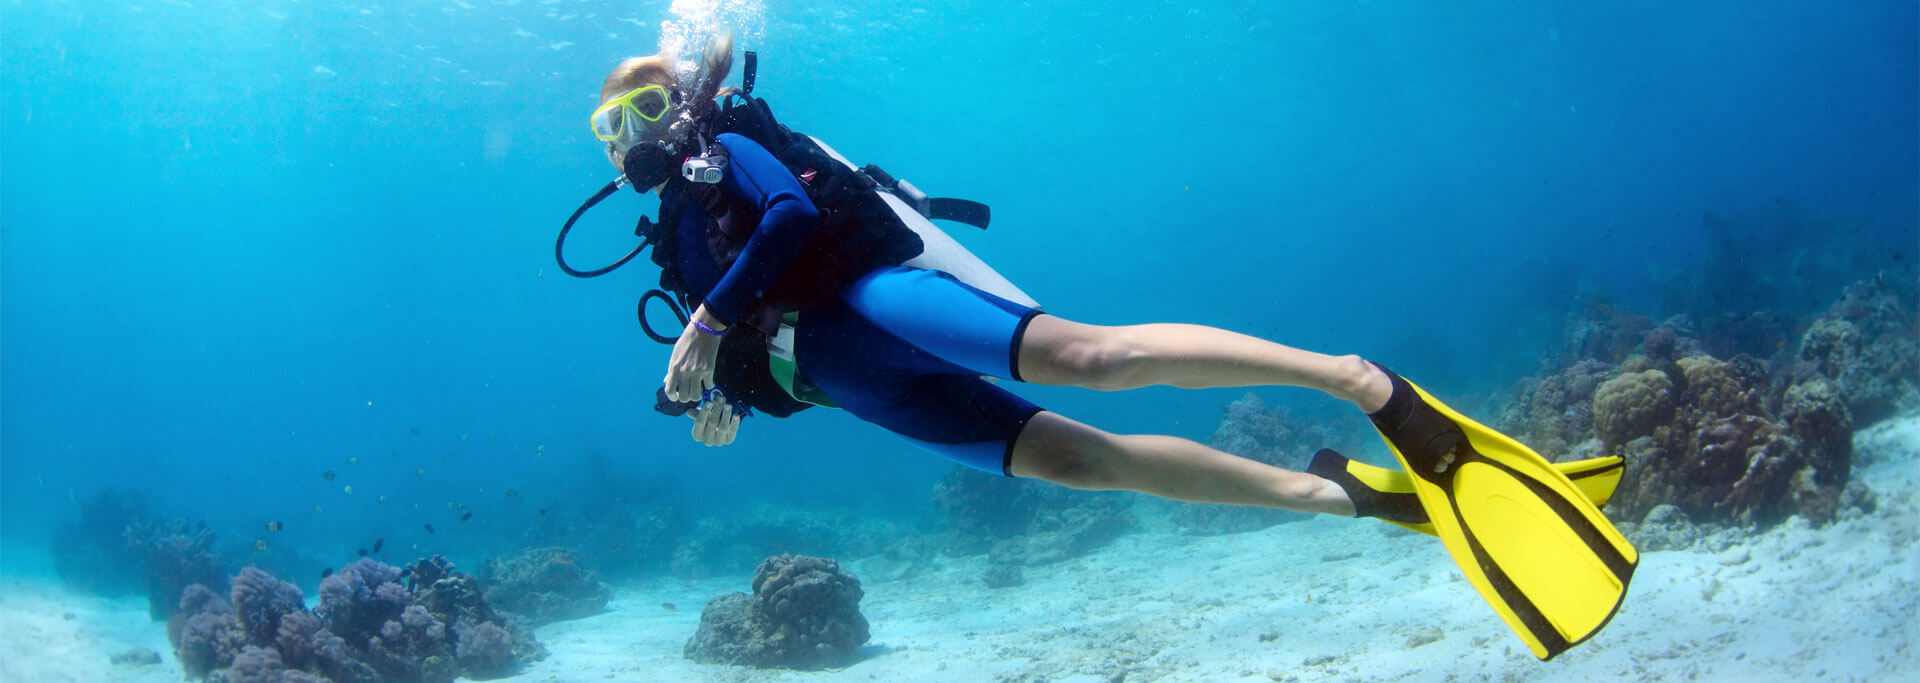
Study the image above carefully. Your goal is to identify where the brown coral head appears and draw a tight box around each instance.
[1643,327,1680,362]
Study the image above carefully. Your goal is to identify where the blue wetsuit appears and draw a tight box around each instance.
[670,134,1043,476]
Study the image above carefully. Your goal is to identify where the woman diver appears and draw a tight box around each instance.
[561,35,1639,661]
[577,34,1396,516]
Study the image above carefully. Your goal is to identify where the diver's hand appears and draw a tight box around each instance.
[688,393,743,446]
[664,306,726,402]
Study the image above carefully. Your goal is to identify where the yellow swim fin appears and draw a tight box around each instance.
[1364,366,1637,660]
[1309,449,1625,537]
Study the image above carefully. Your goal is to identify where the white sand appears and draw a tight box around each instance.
[0,576,180,683]
[7,415,1917,682]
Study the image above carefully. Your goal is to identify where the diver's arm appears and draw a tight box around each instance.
[699,133,821,324]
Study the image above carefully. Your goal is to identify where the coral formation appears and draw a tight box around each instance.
[1642,326,1681,363]
[52,488,156,598]
[1535,262,1914,528]
[981,565,1024,589]
[1591,348,1856,525]
[684,554,870,670]
[930,465,1137,563]
[1499,358,1611,459]
[929,466,1060,540]
[1166,394,1370,533]
[111,648,162,666]
[1627,505,1701,552]
[231,567,305,650]
[1558,300,1652,368]
[1591,369,1676,447]
[527,458,917,582]
[167,557,543,682]
[479,547,612,626]
[131,517,229,620]
[525,465,690,579]
[171,584,244,678]
[986,498,1135,567]
[1796,279,1920,425]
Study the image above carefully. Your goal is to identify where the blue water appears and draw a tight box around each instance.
[2,0,1914,612]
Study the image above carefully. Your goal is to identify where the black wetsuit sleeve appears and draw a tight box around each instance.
[703,133,820,324]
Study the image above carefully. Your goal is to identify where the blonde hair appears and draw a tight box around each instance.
[598,33,736,127]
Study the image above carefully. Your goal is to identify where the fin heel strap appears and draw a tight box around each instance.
[1308,448,1428,524]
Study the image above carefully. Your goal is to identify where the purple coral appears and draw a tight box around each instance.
[172,583,243,678]
[169,559,539,682]
[224,645,286,683]
[318,558,409,637]
[453,618,517,677]
[230,567,305,649]
[129,518,227,620]
[274,609,321,670]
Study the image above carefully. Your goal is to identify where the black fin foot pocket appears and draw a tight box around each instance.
[1365,366,1468,481]
[1307,448,1428,525]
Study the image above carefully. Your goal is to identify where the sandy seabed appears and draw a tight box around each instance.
[5,417,1916,683]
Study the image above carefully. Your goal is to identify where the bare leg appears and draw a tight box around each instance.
[1009,411,1357,516]
[1016,315,1393,412]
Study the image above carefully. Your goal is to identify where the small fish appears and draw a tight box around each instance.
[343,485,353,495]
[266,521,283,532]
[254,539,268,550]
[538,508,547,516]
[321,568,333,580]
[323,470,337,481]
[399,567,412,578]
[423,524,435,534]
[357,548,368,557]
[377,495,388,504]
[314,504,324,513]
[348,457,358,466]
[415,469,426,477]
[505,489,518,498]
[460,511,473,522]
[410,427,421,435]
[661,603,676,612]
[372,539,384,553]
[447,502,458,510]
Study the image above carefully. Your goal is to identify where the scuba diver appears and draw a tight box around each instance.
[559,35,1637,660]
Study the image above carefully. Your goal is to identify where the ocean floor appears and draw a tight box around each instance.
[5,415,1916,682]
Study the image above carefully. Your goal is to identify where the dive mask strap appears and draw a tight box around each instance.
[741,51,757,95]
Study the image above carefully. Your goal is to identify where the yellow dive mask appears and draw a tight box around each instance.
[590,85,673,143]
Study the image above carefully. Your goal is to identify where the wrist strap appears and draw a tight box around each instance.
[694,320,724,337]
